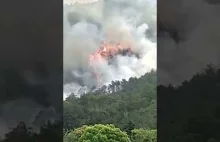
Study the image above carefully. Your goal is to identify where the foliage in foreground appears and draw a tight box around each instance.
[131,129,157,142]
[64,124,157,142]
[64,125,87,142]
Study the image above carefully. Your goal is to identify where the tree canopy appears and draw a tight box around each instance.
[63,70,157,131]
[158,65,220,142]
[64,124,157,142]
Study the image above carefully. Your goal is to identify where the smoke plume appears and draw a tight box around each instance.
[158,0,220,85]
[64,0,157,98]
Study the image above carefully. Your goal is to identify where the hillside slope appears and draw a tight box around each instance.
[63,70,157,131]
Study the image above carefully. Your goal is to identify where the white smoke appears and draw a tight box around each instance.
[158,0,220,85]
[63,0,157,98]
[64,0,99,5]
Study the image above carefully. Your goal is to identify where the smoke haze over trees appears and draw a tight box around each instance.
[3,66,220,141]
[63,70,157,142]
[63,1,157,141]
[63,0,156,98]
[63,70,156,131]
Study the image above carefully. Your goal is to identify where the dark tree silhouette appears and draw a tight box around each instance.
[158,65,220,142]
[1,121,62,142]
[123,121,135,136]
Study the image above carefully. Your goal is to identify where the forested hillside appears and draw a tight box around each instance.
[0,70,156,142]
[63,70,157,131]
[3,66,220,141]
[158,65,220,142]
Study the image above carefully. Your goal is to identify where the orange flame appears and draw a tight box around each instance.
[88,41,134,87]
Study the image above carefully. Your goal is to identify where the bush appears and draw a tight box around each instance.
[65,124,130,142]
[64,125,87,142]
[131,129,156,142]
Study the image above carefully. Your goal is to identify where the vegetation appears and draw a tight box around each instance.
[64,125,87,142]
[66,124,130,142]
[63,65,220,142]
[131,129,156,142]
[63,70,157,141]
[63,70,157,131]
[0,121,62,142]
[3,66,220,141]
[64,124,156,142]
[158,65,220,142]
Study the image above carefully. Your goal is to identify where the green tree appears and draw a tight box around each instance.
[64,125,87,142]
[63,71,157,131]
[78,124,130,142]
[131,129,156,142]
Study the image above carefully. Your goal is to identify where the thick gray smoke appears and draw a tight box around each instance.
[158,0,220,85]
[64,0,157,98]
[0,69,60,138]
[0,0,62,138]
[0,99,57,137]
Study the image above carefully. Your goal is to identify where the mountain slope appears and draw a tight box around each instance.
[63,70,157,130]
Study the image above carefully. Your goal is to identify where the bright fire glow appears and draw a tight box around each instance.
[88,41,136,87]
